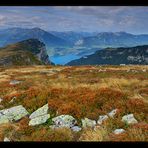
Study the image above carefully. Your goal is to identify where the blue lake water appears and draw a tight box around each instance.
[50,54,81,65]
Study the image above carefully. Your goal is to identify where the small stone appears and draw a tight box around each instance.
[52,115,77,128]
[0,98,3,103]
[97,115,108,125]
[9,80,21,85]
[71,126,82,132]
[108,109,118,118]
[81,118,96,128]
[122,114,138,125]
[142,69,146,72]
[29,114,50,126]
[113,129,125,134]
[4,137,10,142]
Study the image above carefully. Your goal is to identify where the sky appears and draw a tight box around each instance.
[0,6,148,34]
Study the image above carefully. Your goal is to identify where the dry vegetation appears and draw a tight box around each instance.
[0,65,148,141]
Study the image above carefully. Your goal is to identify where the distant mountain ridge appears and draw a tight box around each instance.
[76,32,148,47]
[0,27,71,48]
[0,39,54,66]
[66,45,148,65]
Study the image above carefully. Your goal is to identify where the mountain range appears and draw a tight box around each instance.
[66,45,148,65]
[75,32,148,48]
[0,27,148,65]
[0,27,71,48]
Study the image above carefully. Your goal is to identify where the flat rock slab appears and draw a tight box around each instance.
[52,115,77,128]
[29,114,50,126]
[29,104,48,119]
[0,105,29,124]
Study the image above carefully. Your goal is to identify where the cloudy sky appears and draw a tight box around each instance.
[0,6,148,34]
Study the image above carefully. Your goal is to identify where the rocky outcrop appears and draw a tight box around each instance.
[29,104,50,126]
[0,105,29,124]
[121,114,138,124]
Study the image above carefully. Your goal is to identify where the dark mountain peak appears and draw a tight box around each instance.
[66,45,148,66]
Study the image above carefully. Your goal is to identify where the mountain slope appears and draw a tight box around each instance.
[77,32,148,47]
[0,39,54,66]
[66,45,148,65]
[0,28,71,48]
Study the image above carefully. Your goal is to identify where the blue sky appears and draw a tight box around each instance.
[0,6,148,34]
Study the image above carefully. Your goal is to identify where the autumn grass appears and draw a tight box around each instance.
[0,65,148,141]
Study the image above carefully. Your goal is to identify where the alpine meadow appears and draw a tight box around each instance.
[0,6,148,142]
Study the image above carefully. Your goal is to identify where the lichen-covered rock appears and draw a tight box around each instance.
[29,114,50,126]
[52,115,77,128]
[81,118,96,128]
[71,126,82,132]
[122,114,138,124]
[9,80,21,85]
[29,104,48,119]
[108,109,118,118]
[113,129,125,134]
[97,115,108,125]
[0,105,29,124]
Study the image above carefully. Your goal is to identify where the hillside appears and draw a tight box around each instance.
[0,39,54,66]
[67,45,148,66]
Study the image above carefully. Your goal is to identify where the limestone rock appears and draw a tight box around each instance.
[97,115,108,125]
[29,104,48,119]
[0,105,29,124]
[122,114,138,124]
[29,114,50,126]
[81,118,96,128]
[52,115,77,128]
[108,109,118,118]
[113,129,125,134]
